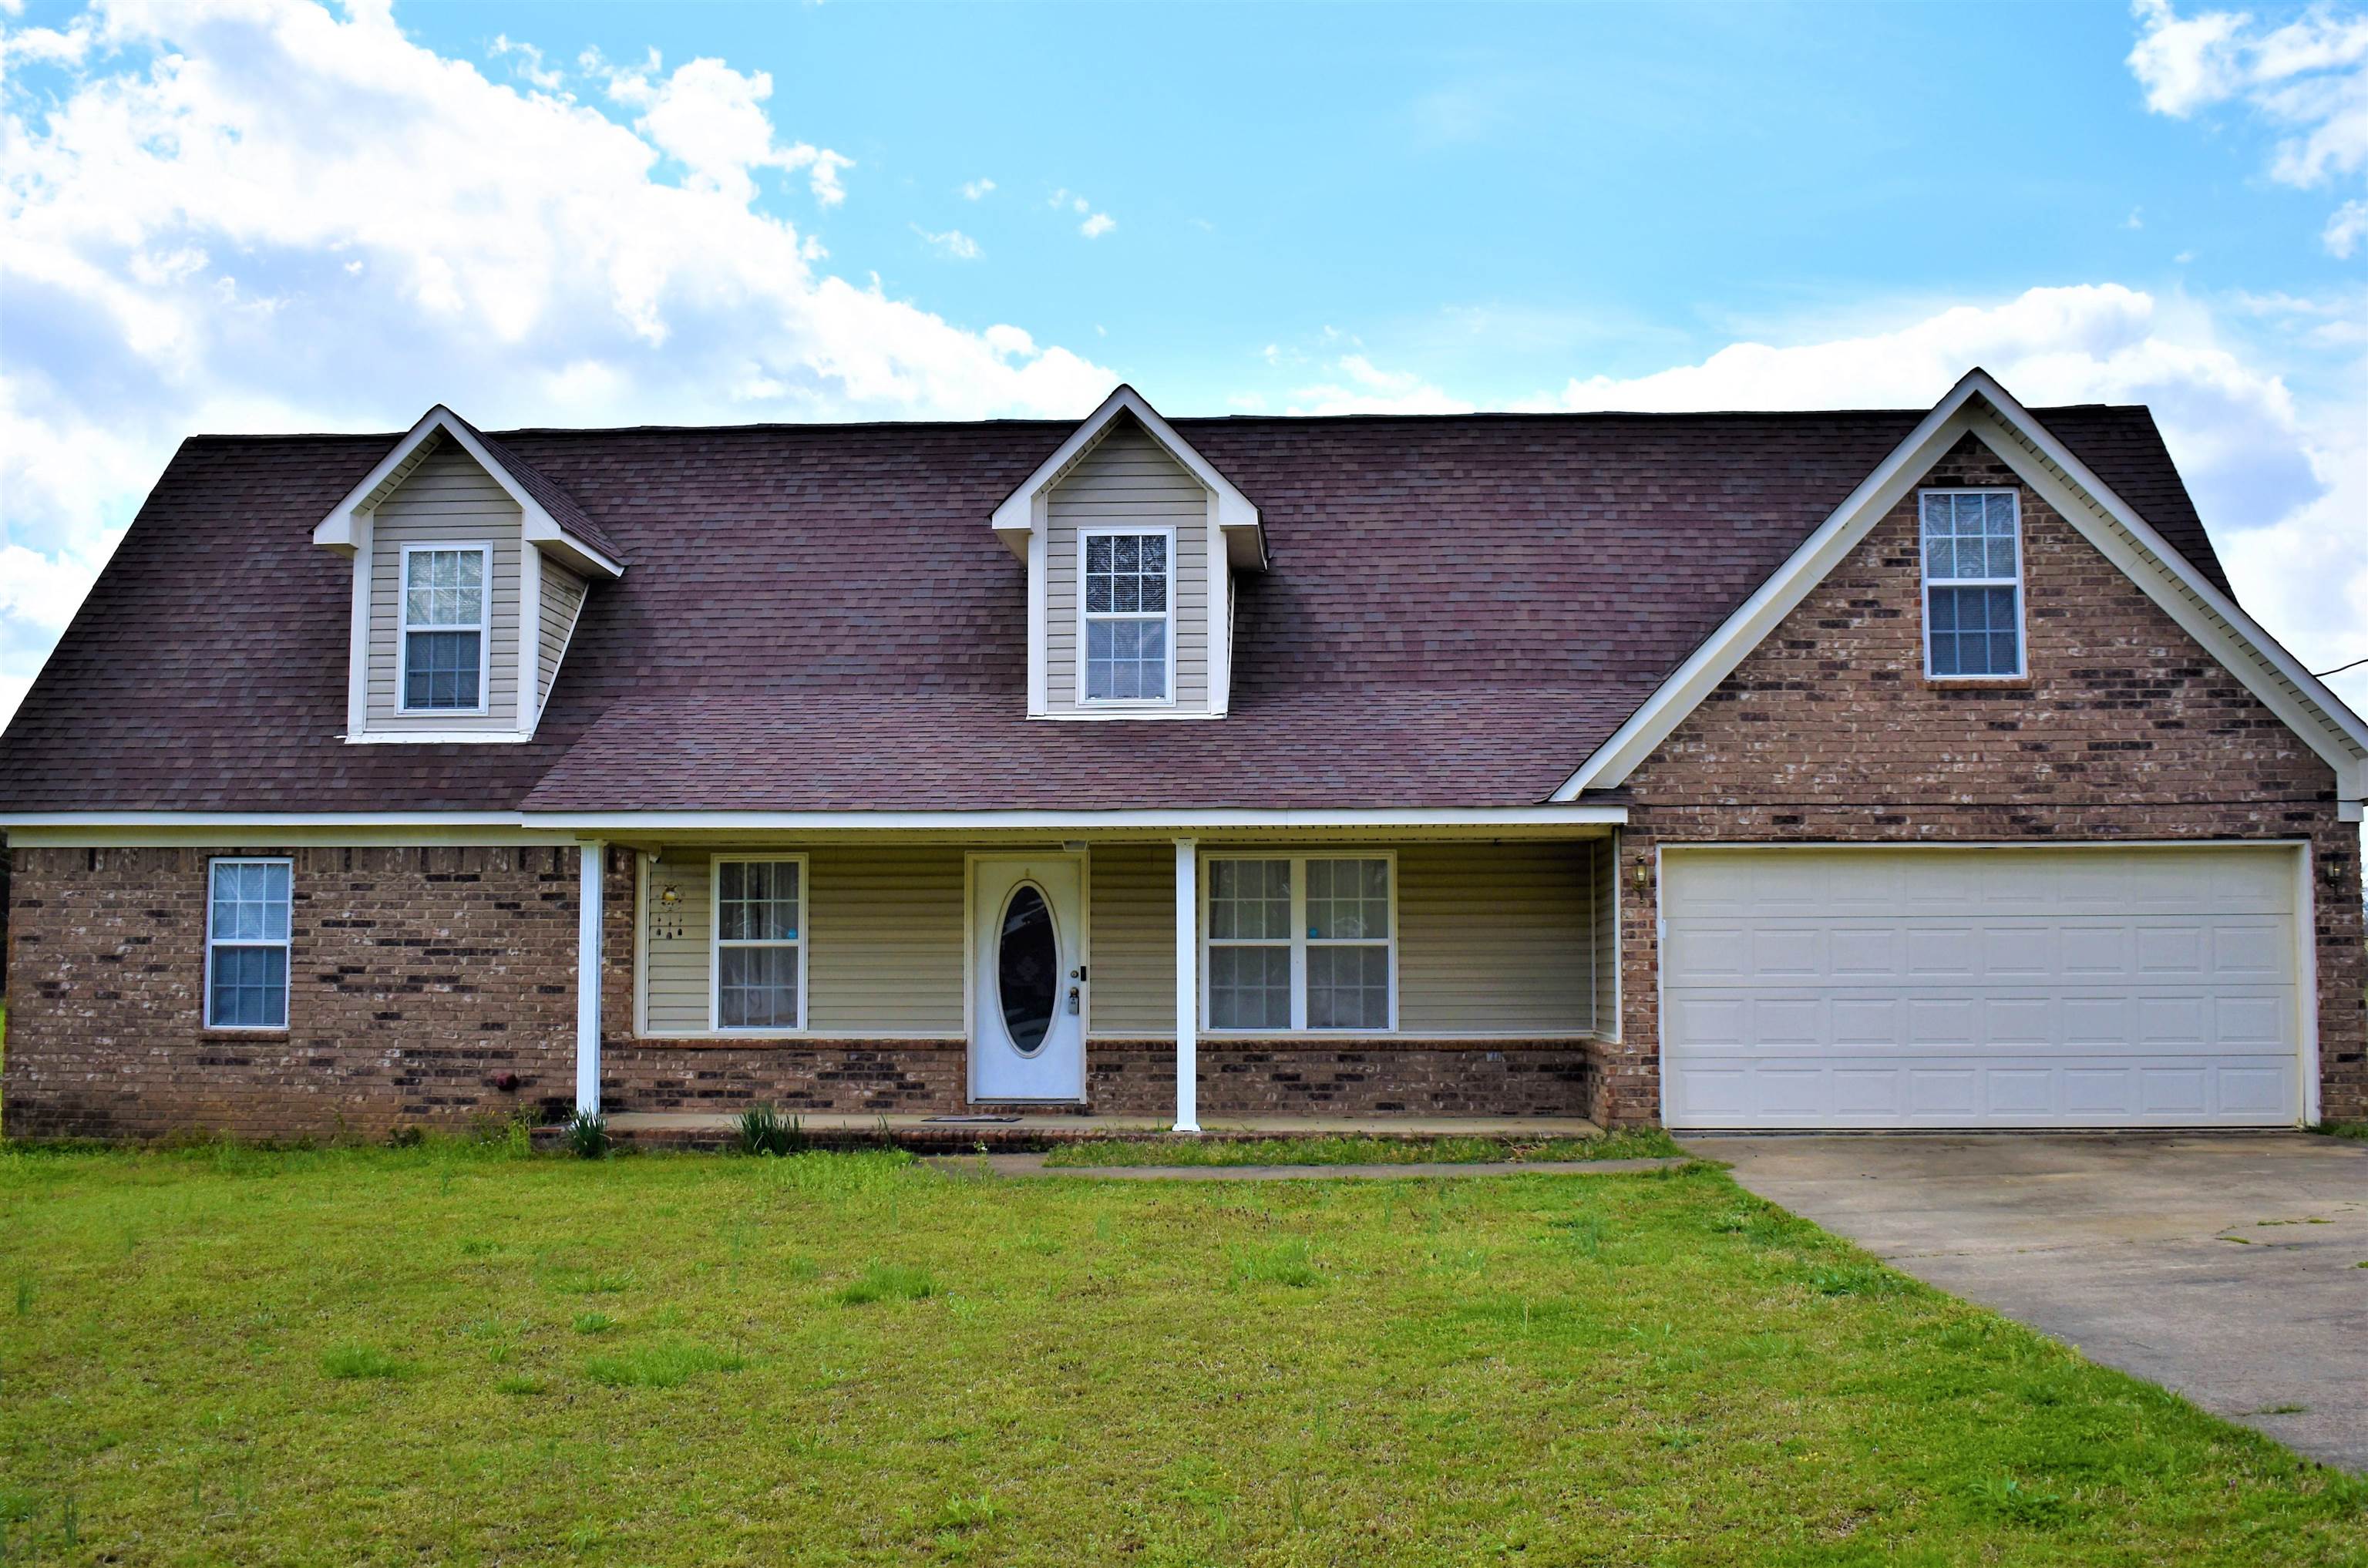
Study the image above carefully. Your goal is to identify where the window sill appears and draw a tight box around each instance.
[1922,677,2034,692]
[200,1027,288,1038]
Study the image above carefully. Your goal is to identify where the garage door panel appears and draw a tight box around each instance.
[1666,1057,2297,1126]
[1672,915,2290,989]
[1661,847,2302,1129]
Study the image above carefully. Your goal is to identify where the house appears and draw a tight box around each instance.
[1,370,2360,1140]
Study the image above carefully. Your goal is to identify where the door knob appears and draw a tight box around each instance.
[1065,986,1081,1015]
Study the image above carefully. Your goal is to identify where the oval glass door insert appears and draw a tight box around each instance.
[996,883,1058,1055]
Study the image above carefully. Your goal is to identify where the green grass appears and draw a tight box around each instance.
[1043,1127,1685,1167]
[2315,1121,2368,1143]
[2,1140,2363,1565]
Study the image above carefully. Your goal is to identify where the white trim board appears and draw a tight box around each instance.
[0,806,1626,847]
[523,806,1630,833]
[1552,368,2368,802]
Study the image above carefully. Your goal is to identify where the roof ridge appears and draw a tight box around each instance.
[180,402,2157,445]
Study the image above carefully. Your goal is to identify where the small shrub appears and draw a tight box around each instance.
[736,1103,808,1158]
[386,1124,426,1149]
[1232,1239,1322,1288]
[321,1344,414,1381]
[573,1311,616,1334]
[563,1111,610,1159]
[836,1261,937,1305]
[584,1338,745,1389]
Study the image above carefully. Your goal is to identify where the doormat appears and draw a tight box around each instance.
[922,1114,1023,1124]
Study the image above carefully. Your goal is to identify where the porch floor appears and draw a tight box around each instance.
[585,1111,1605,1153]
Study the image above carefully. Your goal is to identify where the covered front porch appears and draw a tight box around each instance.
[562,816,1623,1132]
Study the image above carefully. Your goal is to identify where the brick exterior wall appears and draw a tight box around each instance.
[3,845,580,1140]
[603,1038,1591,1119]
[1590,432,2366,1127]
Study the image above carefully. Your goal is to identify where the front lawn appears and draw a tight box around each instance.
[1041,1129,1685,1166]
[2,1143,2361,1565]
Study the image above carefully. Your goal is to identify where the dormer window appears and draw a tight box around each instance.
[400,544,491,712]
[314,405,623,743]
[1082,528,1173,703]
[988,387,1265,721]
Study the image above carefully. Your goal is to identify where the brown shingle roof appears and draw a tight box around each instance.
[0,403,2230,815]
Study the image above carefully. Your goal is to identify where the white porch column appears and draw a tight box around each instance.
[575,840,605,1116]
[1173,836,1200,1134]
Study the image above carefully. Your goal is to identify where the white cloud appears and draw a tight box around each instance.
[1530,282,2366,712]
[2129,0,2368,241]
[0,0,1116,725]
[1078,210,1115,239]
[913,224,981,261]
[2326,197,2368,256]
[597,51,853,207]
[2124,205,2146,229]
[960,177,994,200]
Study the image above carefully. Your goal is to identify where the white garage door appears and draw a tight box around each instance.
[1661,846,2304,1129]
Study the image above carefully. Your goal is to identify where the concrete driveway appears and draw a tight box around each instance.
[1685,1132,2368,1472]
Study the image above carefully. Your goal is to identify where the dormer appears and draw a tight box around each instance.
[312,407,624,743]
[992,386,1265,720]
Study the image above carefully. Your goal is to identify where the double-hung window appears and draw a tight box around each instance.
[207,858,291,1030]
[401,544,489,712]
[713,856,804,1031]
[1205,855,1394,1031]
[1921,490,2023,678]
[1081,529,1172,703]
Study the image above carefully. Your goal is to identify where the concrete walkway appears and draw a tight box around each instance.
[1690,1131,2368,1472]
[930,1152,1693,1180]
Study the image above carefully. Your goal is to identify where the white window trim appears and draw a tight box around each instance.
[1919,488,2027,681]
[1199,850,1398,1035]
[708,852,809,1034]
[396,541,493,716]
[204,856,292,1032]
[1076,523,1178,708]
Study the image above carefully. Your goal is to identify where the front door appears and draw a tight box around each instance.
[970,855,1087,1102]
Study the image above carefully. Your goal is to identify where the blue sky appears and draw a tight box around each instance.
[402,1,2359,409]
[3,0,2364,718]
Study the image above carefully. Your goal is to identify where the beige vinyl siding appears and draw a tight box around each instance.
[1084,843,1176,1035]
[641,846,965,1036]
[1045,420,1211,712]
[1394,843,1596,1035]
[536,560,588,712]
[366,446,522,730]
[1087,841,1603,1039]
